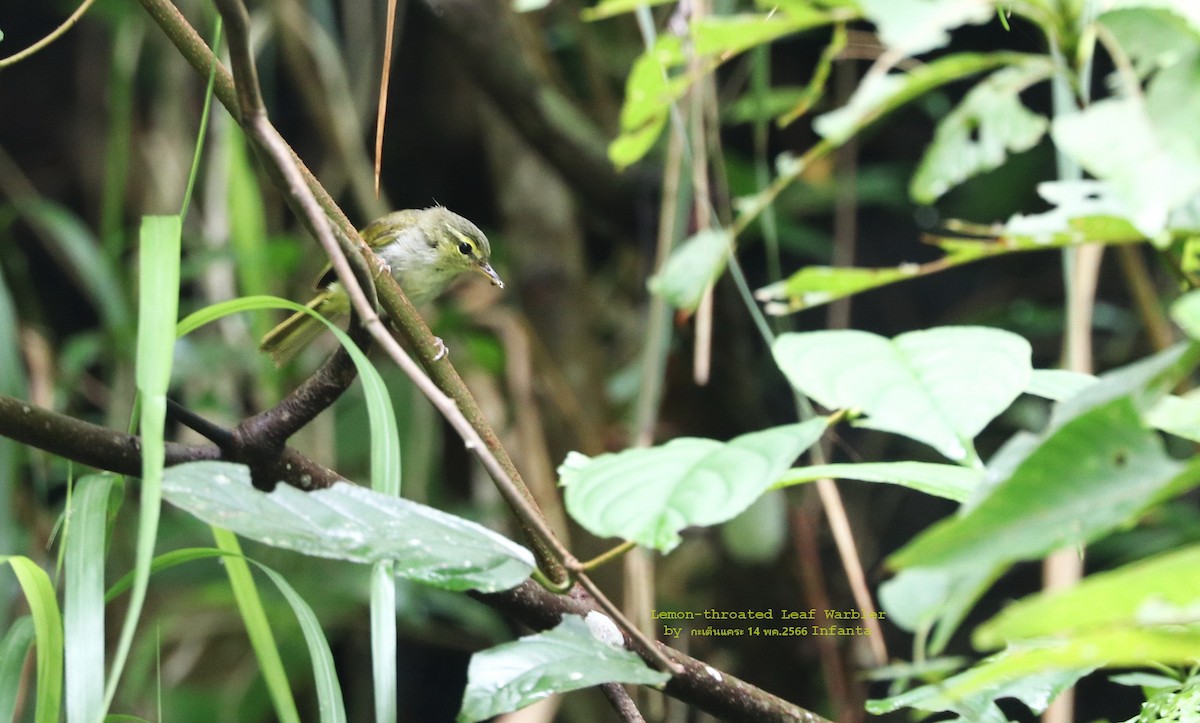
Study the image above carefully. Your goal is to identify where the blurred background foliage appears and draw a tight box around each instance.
[0,0,1194,720]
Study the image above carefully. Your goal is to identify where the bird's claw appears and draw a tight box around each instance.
[432,336,449,362]
[374,256,392,275]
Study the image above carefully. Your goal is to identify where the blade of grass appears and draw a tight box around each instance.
[371,562,396,723]
[64,474,119,723]
[2,557,63,723]
[180,15,223,221]
[175,293,401,719]
[107,545,346,722]
[0,616,36,720]
[0,261,26,628]
[210,528,301,723]
[102,215,181,718]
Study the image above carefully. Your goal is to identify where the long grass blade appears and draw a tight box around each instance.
[0,616,36,720]
[64,474,119,722]
[2,556,64,723]
[102,215,181,718]
[211,528,301,723]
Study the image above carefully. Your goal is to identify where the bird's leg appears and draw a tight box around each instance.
[432,336,450,361]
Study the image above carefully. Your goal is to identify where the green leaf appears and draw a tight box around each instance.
[1051,57,1200,236]
[1145,392,1200,441]
[581,0,674,21]
[161,462,535,592]
[2,557,63,723]
[755,264,919,313]
[773,327,1031,462]
[254,563,348,722]
[609,36,687,169]
[778,461,983,502]
[1002,180,1147,244]
[1024,369,1097,401]
[1171,288,1200,338]
[561,419,826,552]
[860,0,994,55]
[1100,5,1200,77]
[911,65,1051,203]
[457,615,669,722]
[608,7,844,168]
[647,229,730,311]
[975,545,1200,648]
[889,398,1195,571]
[814,53,1043,144]
[720,489,788,563]
[692,10,838,57]
[867,651,1091,721]
[879,564,1000,653]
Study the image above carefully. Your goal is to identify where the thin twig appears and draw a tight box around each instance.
[0,0,99,68]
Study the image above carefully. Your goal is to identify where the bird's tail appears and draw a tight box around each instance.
[259,290,347,366]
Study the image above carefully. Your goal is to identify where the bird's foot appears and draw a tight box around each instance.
[432,336,450,361]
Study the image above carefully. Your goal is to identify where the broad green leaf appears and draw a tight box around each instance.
[1171,288,1200,338]
[457,615,669,723]
[773,327,1031,462]
[778,461,982,502]
[162,462,535,592]
[608,7,844,168]
[911,65,1051,203]
[867,651,1091,720]
[721,489,788,563]
[609,36,687,169]
[882,631,1200,709]
[976,545,1200,647]
[879,563,1001,654]
[1101,7,1200,78]
[860,0,993,55]
[814,53,1039,144]
[1048,342,1198,430]
[561,419,826,552]
[1052,57,1200,236]
[1145,392,1200,441]
[1002,180,1147,244]
[647,229,729,311]
[581,0,674,21]
[890,398,1197,571]
[1024,369,1097,401]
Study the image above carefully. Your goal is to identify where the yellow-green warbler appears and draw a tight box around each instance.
[260,206,503,364]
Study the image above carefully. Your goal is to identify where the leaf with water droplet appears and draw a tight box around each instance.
[163,462,534,592]
[458,615,669,722]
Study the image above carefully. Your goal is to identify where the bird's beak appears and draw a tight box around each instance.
[475,261,504,289]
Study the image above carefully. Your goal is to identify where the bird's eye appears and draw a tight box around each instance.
[457,241,472,256]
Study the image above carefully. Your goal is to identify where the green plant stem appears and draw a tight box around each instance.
[581,541,637,572]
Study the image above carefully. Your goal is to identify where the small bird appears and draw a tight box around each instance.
[259,206,503,365]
